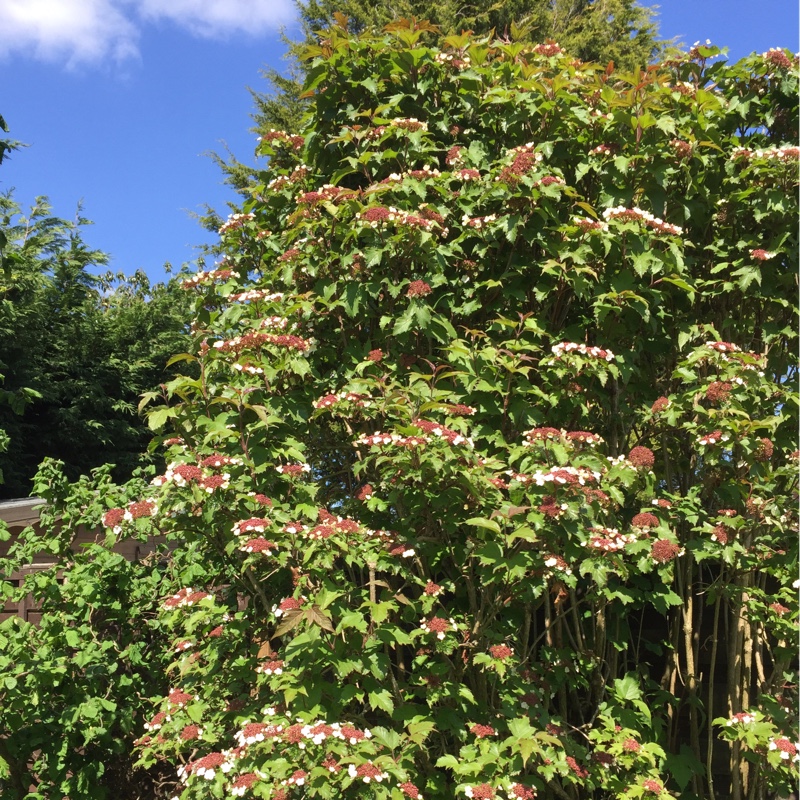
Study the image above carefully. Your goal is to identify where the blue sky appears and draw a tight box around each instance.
[0,0,797,285]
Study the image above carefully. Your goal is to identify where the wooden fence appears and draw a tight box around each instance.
[0,497,157,624]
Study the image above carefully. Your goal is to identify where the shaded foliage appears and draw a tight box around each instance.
[0,194,193,498]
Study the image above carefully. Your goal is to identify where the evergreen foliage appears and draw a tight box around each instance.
[0,194,193,498]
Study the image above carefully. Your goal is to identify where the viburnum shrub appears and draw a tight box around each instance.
[132,23,797,800]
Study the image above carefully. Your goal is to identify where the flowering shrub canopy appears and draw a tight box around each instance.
[8,22,799,800]
[132,25,798,800]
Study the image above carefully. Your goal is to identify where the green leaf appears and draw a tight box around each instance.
[147,406,176,431]
[465,517,501,534]
[368,689,395,714]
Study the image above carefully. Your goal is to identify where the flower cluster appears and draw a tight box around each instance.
[306,510,361,541]
[651,539,683,563]
[515,465,601,487]
[232,518,271,536]
[697,430,729,446]
[257,317,293,333]
[631,512,659,531]
[651,396,670,413]
[295,184,355,205]
[213,331,311,354]
[218,213,255,235]
[628,446,655,469]
[623,738,641,752]
[276,463,311,477]
[266,165,310,191]
[200,454,241,470]
[670,139,693,159]
[228,289,284,303]
[705,381,732,404]
[162,588,210,610]
[523,427,603,446]
[573,217,608,232]
[277,248,301,263]
[551,341,615,361]
[705,340,741,354]
[445,145,464,165]
[182,266,235,288]
[462,214,498,229]
[543,554,573,575]
[589,144,617,156]
[687,39,714,60]
[420,616,457,640]
[435,51,471,69]
[356,425,470,450]
[497,143,543,184]
[231,773,260,797]
[144,711,167,731]
[464,784,495,799]
[259,129,305,150]
[381,165,442,183]
[412,418,471,446]
[726,712,756,726]
[710,524,731,545]
[539,496,568,517]
[566,430,604,446]
[469,723,496,738]
[446,403,476,416]
[489,644,513,660]
[239,537,277,555]
[274,597,305,618]
[178,751,235,782]
[356,205,438,231]
[754,437,774,461]
[236,718,372,748]
[348,762,389,783]
[763,47,794,69]
[586,527,636,552]
[566,757,588,779]
[390,117,427,131]
[750,248,777,261]
[731,145,799,162]
[533,175,565,188]
[534,41,564,57]
[167,688,195,707]
[768,738,800,761]
[256,659,284,676]
[455,168,481,181]
[102,499,158,532]
[314,391,372,410]
[282,769,308,787]
[507,784,536,799]
[407,280,432,298]
[602,206,683,235]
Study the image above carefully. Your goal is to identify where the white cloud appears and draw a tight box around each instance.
[135,0,295,38]
[0,0,138,65]
[0,0,295,66]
